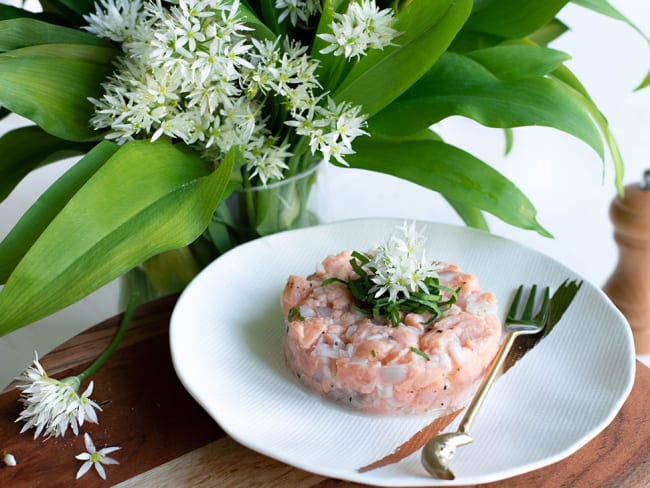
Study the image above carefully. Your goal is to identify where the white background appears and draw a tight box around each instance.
[1,0,649,385]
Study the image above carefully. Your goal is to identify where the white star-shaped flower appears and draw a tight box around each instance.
[75,433,121,480]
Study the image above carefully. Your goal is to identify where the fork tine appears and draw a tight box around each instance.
[507,285,524,321]
[533,287,551,323]
[521,284,538,320]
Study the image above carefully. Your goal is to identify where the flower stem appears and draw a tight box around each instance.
[77,294,141,383]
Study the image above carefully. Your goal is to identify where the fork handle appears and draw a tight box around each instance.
[457,330,520,434]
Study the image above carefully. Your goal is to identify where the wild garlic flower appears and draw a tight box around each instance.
[318,0,399,60]
[368,222,441,302]
[15,353,101,439]
[75,433,120,480]
[2,451,16,467]
[275,0,322,27]
[84,0,370,185]
[82,0,144,42]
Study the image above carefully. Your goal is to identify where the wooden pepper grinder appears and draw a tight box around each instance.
[604,170,650,354]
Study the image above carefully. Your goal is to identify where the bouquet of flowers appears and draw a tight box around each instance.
[0,0,647,335]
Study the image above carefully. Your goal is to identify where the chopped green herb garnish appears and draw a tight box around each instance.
[410,346,430,360]
[327,252,459,327]
[371,349,377,358]
[321,224,459,327]
[321,277,347,286]
[287,307,304,321]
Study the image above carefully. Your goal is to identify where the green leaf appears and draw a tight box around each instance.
[528,18,569,46]
[47,0,96,16]
[571,0,650,43]
[0,140,234,334]
[256,0,285,36]
[636,67,650,91]
[332,0,472,117]
[310,0,338,87]
[368,51,604,161]
[465,44,570,81]
[0,4,61,22]
[0,42,116,62]
[467,0,569,39]
[551,65,624,194]
[444,197,489,231]
[236,1,276,40]
[0,141,117,283]
[0,125,94,203]
[504,127,514,154]
[0,18,110,51]
[346,135,550,236]
[39,0,95,27]
[0,44,117,141]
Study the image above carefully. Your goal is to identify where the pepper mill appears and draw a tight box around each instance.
[603,170,650,354]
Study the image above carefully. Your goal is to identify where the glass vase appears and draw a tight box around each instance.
[205,161,321,254]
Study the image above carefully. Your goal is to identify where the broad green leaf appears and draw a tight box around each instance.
[0,140,234,333]
[0,18,110,51]
[368,52,604,161]
[465,44,570,80]
[310,0,339,88]
[551,65,624,194]
[529,18,569,46]
[467,0,569,39]
[449,19,569,53]
[0,43,116,62]
[333,0,472,117]
[0,44,116,141]
[0,4,61,22]
[444,197,489,231]
[47,0,96,15]
[39,0,95,27]
[0,125,94,203]
[447,30,504,54]
[0,141,116,283]
[346,135,550,236]
[255,0,289,37]
[310,0,352,87]
[236,2,276,40]
[571,0,650,43]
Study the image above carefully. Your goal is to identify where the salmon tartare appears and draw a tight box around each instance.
[281,250,501,415]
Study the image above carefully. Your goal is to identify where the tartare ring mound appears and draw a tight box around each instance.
[282,251,502,415]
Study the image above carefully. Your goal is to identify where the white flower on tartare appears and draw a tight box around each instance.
[368,221,443,303]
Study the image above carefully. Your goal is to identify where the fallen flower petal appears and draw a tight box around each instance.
[2,450,16,467]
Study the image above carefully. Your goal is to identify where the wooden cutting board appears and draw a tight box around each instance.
[0,295,648,487]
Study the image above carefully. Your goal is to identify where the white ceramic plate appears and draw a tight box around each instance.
[169,219,635,486]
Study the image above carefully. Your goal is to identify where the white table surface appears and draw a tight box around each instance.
[1,1,649,385]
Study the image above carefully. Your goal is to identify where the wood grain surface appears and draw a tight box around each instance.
[0,295,648,488]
